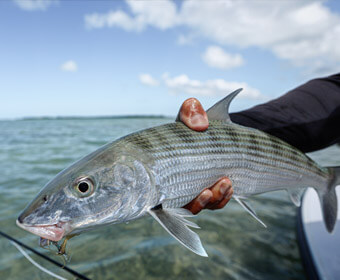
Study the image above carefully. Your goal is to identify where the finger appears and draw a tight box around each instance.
[214,194,233,210]
[205,177,232,207]
[183,189,212,214]
[176,98,209,131]
[213,187,234,209]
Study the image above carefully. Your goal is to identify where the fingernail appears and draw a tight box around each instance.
[198,190,211,207]
[219,183,230,195]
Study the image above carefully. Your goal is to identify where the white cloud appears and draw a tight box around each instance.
[85,10,142,31]
[179,1,340,75]
[85,0,178,31]
[127,0,178,30]
[139,73,159,86]
[202,46,244,70]
[13,0,57,11]
[162,73,263,99]
[86,0,340,76]
[61,60,78,72]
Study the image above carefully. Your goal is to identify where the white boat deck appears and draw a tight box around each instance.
[300,187,340,280]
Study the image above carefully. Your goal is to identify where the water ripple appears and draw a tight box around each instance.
[0,118,339,279]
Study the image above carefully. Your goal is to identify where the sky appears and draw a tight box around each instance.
[1,0,340,119]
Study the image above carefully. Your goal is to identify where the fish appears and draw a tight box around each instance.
[17,89,340,257]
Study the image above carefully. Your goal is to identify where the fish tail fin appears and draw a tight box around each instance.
[317,166,340,233]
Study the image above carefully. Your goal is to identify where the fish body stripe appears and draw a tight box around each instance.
[119,121,330,208]
[125,122,305,159]
[123,122,324,175]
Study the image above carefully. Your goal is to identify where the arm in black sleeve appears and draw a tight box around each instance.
[230,73,340,153]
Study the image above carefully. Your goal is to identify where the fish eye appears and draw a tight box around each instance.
[78,182,89,193]
[74,177,94,197]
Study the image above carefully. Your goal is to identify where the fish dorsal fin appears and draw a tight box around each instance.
[206,88,243,123]
[287,188,305,207]
[234,196,267,228]
[148,206,207,257]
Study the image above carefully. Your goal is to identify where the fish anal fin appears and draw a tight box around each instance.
[148,207,207,257]
[234,196,267,228]
[206,88,243,123]
[287,188,305,207]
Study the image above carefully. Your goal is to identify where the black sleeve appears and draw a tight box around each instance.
[229,73,340,153]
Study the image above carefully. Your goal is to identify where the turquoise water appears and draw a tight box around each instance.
[0,117,339,280]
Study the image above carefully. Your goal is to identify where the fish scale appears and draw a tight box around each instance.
[17,89,340,257]
[122,120,330,209]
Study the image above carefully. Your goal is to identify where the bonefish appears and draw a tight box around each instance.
[17,89,340,256]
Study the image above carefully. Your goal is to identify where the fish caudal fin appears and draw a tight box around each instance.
[318,166,340,233]
[148,206,208,257]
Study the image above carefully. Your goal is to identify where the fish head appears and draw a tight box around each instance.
[17,143,155,241]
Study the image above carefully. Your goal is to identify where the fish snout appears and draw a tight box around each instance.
[17,207,37,225]
[17,193,71,241]
[17,194,53,226]
[17,213,25,224]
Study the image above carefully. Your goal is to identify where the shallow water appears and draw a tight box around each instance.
[0,117,339,280]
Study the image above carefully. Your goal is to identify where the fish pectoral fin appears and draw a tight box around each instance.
[148,207,208,257]
[234,196,267,228]
[287,188,305,207]
[206,88,243,123]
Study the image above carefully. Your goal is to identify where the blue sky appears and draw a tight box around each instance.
[1,0,339,119]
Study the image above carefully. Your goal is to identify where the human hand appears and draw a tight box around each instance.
[177,98,234,214]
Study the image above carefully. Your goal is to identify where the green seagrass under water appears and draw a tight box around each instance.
[1,112,340,279]
[16,89,340,259]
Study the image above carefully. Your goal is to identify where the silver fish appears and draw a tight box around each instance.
[17,89,340,257]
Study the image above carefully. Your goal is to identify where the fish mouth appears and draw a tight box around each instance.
[16,220,68,241]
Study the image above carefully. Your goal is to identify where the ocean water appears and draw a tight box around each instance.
[0,117,339,280]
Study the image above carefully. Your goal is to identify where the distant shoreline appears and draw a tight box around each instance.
[0,115,173,121]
